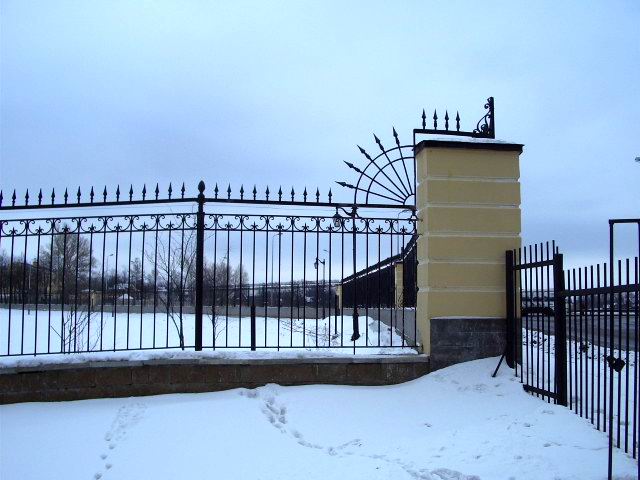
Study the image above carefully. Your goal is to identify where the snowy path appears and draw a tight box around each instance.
[1,357,637,480]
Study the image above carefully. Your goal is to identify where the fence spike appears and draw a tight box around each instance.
[90,186,95,203]
[336,181,355,189]
[227,184,231,199]
[25,189,29,205]
[181,182,185,199]
[303,187,307,202]
[76,187,81,204]
[38,189,43,205]
[142,184,146,200]
[265,186,270,201]
[421,109,426,129]
[344,160,362,173]
[456,111,460,131]
[213,183,218,199]
[51,188,55,205]
[168,183,172,199]
[357,145,373,162]
[252,185,257,200]
[290,187,295,201]
[392,127,400,147]
[433,109,438,129]
[155,183,159,200]
[198,180,205,194]
[64,188,68,204]
[115,185,120,202]
[373,133,384,152]
[315,188,320,202]
[278,186,282,201]
[328,188,332,203]
[445,110,449,131]
[128,184,133,201]
[0,190,3,207]
[102,186,107,202]
[12,189,16,206]
[240,184,244,200]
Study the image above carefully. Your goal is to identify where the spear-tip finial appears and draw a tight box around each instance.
[12,189,16,206]
[433,109,438,129]
[142,184,147,200]
[25,189,29,205]
[198,180,205,194]
[103,186,107,202]
[421,109,426,129]
[181,182,185,198]
[315,187,320,202]
[265,185,270,200]
[239,184,244,199]
[328,188,332,203]
[226,183,231,199]
[252,185,257,200]
[77,186,81,203]
[444,110,449,131]
[357,145,372,161]
[129,184,133,201]
[278,186,282,201]
[38,189,43,205]
[154,183,159,200]
[90,186,95,203]
[115,185,120,201]
[455,111,460,131]
[168,183,172,199]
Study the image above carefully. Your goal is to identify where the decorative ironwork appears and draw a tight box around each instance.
[336,129,416,209]
[413,96,495,145]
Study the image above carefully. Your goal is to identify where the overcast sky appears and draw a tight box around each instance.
[1,1,639,265]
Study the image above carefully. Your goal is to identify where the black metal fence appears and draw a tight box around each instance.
[0,182,418,356]
[507,222,640,479]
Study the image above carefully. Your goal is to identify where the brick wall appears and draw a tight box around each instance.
[0,356,430,404]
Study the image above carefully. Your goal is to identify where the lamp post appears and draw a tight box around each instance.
[106,253,114,317]
[270,232,282,307]
[314,255,326,318]
[333,205,360,342]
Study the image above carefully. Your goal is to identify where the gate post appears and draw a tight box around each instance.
[414,139,523,369]
[194,180,205,351]
[553,252,568,406]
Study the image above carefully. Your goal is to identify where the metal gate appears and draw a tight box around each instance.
[507,227,640,479]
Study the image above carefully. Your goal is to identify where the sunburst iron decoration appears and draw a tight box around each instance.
[336,128,416,208]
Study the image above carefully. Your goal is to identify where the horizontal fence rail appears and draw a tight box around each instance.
[0,191,418,357]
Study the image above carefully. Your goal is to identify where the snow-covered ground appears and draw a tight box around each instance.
[0,308,415,367]
[1,357,637,480]
[521,328,638,458]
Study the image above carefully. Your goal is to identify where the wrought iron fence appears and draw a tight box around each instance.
[507,223,640,479]
[0,182,417,356]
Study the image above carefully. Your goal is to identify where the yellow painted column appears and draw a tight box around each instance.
[415,138,522,355]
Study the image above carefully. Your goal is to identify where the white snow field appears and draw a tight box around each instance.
[1,357,637,480]
[0,307,415,367]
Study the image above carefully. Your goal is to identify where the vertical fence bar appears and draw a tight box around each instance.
[553,253,568,407]
[194,181,205,351]
[250,303,256,351]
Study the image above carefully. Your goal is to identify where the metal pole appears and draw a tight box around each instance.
[608,221,615,479]
[553,253,568,407]
[194,180,205,351]
[351,206,360,342]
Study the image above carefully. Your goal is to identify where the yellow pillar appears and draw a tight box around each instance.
[415,139,522,355]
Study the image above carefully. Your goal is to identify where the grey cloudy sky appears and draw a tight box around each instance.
[1,0,639,265]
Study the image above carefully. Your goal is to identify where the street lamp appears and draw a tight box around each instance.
[314,255,326,318]
[270,232,283,306]
[333,205,360,341]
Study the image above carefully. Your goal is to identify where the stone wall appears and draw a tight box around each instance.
[0,355,430,404]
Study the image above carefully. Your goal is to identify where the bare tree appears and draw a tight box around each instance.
[49,307,101,353]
